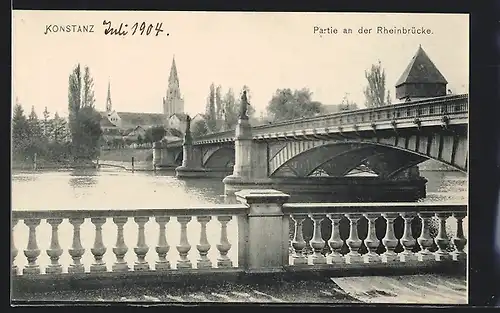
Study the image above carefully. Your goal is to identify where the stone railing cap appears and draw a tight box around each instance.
[235,189,290,204]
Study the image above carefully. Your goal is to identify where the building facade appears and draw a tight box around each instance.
[99,56,186,141]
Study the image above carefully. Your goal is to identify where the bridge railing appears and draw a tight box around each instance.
[12,190,467,286]
[249,94,468,137]
[166,94,468,145]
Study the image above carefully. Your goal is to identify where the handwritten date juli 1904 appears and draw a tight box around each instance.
[102,20,168,36]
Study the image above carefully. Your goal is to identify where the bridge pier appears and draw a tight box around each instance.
[175,126,207,178]
[223,118,272,196]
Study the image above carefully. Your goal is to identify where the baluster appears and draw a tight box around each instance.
[308,214,326,264]
[11,218,18,276]
[417,213,435,262]
[68,218,86,273]
[381,213,399,263]
[176,216,192,269]
[363,213,381,263]
[216,216,233,268]
[345,214,363,264]
[196,215,212,269]
[434,213,452,261]
[399,213,417,262]
[134,216,150,270]
[46,218,63,274]
[291,214,308,265]
[327,213,344,264]
[155,216,170,270]
[23,218,41,275]
[451,212,467,261]
[112,217,129,272]
[90,217,107,272]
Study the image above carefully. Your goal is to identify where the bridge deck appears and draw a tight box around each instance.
[12,274,466,304]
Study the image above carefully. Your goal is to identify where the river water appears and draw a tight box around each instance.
[11,168,467,273]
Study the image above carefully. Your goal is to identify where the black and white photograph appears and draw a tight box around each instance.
[11,11,469,305]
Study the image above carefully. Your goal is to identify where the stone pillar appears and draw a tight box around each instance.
[223,119,271,195]
[235,189,290,273]
[232,118,253,178]
[158,146,176,168]
[152,142,162,169]
[175,126,206,178]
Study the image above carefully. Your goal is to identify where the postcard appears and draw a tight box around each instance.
[11,10,469,305]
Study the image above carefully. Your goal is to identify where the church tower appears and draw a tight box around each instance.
[163,56,185,118]
[105,79,113,113]
[395,45,448,100]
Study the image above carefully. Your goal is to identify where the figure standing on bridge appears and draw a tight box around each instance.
[239,90,250,120]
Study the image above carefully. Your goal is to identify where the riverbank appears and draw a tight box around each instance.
[11,160,99,171]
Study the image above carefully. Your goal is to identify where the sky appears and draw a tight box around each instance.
[12,11,469,118]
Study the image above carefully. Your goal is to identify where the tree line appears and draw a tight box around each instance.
[12,64,104,164]
[191,60,390,138]
[12,103,72,163]
[192,84,256,137]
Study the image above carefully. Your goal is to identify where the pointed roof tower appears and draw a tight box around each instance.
[395,45,448,100]
[106,79,113,112]
[169,56,179,84]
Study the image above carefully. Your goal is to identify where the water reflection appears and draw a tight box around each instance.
[11,171,39,183]
[11,168,467,211]
[68,169,98,189]
[181,178,225,201]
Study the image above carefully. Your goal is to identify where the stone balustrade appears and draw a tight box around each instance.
[11,205,247,277]
[11,190,467,285]
[284,202,467,269]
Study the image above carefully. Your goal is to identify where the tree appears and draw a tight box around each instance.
[145,125,166,143]
[386,90,392,106]
[205,83,217,133]
[340,93,359,111]
[12,103,29,159]
[266,88,322,122]
[82,66,96,108]
[215,85,223,120]
[26,106,45,157]
[52,112,67,143]
[42,106,53,137]
[363,60,390,108]
[67,63,102,160]
[222,88,237,129]
[192,119,209,138]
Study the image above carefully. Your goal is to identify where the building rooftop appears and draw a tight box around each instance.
[395,45,448,87]
[99,116,117,128]
[169,113,189,121]
[98,111,165,129]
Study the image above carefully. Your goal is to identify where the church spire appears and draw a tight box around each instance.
[106,79,112,112]
[163,55,184,117]
[169,56,179,84]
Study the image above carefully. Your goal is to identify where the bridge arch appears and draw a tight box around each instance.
[269,139,465,178]
[203,146,235,169]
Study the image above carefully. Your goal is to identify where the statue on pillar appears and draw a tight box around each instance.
[239,90,250,120]
[185,114,191,133]
[184,114,192,144]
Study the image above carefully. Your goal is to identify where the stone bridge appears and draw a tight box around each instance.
[156,94,467,199]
